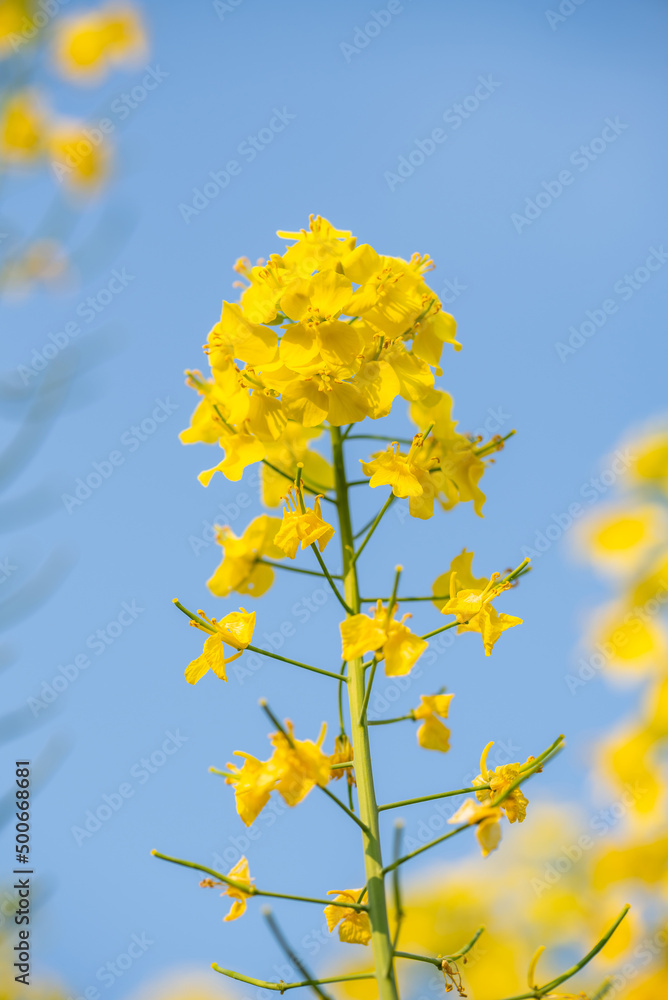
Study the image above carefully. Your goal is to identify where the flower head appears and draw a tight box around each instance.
[208,515,284,599]
[273,486,335,559]
[361,431,436,520]
[329,733,355,786]
[324,889,371,945]
[269,720,330,807]
[0,90,47,164]
[340,600,427,676]
[49,121,111,194]
[448,799,503,858]
[576,503,667,577]
[52,2,146,83]
[224,752,278,827]
[472,742,530,824]
[200,856,254,922]
[441,564,522,657]
[184,607,255,684]
[413,693,454,752]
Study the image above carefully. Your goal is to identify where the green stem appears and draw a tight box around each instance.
[361,595,449,603]
[247,644,346,683]
[311,544,353,613]
[319,784,369,832]
[259,558,339,580]
[262,908,334,1000]
[351,492,396,567]
[378,785,490,812]
[211,967,376,991]
[389,821,404,970]
[345,435,413,445]
[496,906,629,1000]
[151,851,368,910]
[261,457,336,503]
[420,620,459,641]
[330,426,399,1000]
[338,659,347,734]
[474,429,516,457]
[368,714,415,727]
[383,738,563,873]
[259,700,368,833]
[358,657,379,726]
[395,926,484,968]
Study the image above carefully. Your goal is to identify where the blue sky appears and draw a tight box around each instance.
[2,0,668,994]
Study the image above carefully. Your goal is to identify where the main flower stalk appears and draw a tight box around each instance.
[331,425,399,1000]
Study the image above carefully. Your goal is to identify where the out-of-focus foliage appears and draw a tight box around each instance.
[0,0,147,295]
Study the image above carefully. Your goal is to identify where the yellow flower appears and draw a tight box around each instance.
[589,603,668,676]
[448,799,503,858]
[261,425,333,507]
[279,270,365,373]
[329,733,355,785]
[200,857,254,922]
[0,0,31,59]
[0,90,46,164]
[472,742,530,823]
[208,300,279,369]
[224,751,279,827]
[273,487,335,559]
[324,889,372,945]
[184,608,255,685]
[278,215,356,278]
[360,431,436,520]
[411,390,488,517]
[431,549,488,611]
[340,600,428,676]
[208,515,284,599]
[52,2,146,83]
[198,427,266,484]
[625,428,668,491]
[576,504,667,576]
[268,720,331,807]
[442,568,522,656]
[413,694,454,752]
[49,121,111,194]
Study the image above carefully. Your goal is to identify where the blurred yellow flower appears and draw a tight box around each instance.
[413,693,454,752]
[577,503,667,576]
[273,488,335,559]
[590,604,668,676]
[448,798,503,857]
[325,889,372,945]
[48,121,110,193]
[208,515,284,599]
[625,429,668,491]
[340,600,427,676]
[184,608,255,684]
[0,0,32,60]
[0,90,46,163]
[52,2,146,83]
